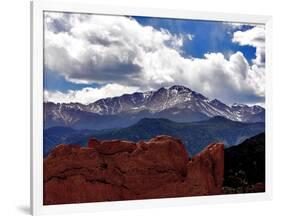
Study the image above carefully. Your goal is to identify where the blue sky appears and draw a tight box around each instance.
[134,16,256,61]
[44,12,265,105]
[44,69,102,92]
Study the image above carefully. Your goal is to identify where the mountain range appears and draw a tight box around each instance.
[44,85,265,130]
[44,116,265,156]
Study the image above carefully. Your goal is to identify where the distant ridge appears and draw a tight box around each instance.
[206,116,236,123]
[44,117,265,156]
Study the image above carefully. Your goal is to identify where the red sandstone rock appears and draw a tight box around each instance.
[186,143,224,195]
[88,138,100,148]
[43,136,224,205]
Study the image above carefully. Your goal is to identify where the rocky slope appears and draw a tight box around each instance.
[43,135,224,205]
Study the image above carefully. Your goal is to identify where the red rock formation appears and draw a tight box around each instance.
[43,136,224,205]
[186,143,224,195]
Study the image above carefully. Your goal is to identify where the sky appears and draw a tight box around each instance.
[43,12,265,106]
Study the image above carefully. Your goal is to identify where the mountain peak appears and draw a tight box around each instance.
[211,99,222,104]
[169,85,191,92]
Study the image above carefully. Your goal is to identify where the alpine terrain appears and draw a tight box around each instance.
[44,85,265,130]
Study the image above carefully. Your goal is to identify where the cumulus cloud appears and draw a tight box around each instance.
[45,12,185,85]
[232,26,265,66]
[44,12,265,105]
[231,26,265,103]
[44,84,138,104]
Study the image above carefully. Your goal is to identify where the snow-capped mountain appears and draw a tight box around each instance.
[44,85,265,129]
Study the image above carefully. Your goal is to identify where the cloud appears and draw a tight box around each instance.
[44,12,265,105]
[186,33,194,41]
[169,51,264,104]
[44,84,138,104]
[231,26,265,103]
[232,26,265,66]
[45,12,184,85]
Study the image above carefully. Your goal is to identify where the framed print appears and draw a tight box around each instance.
[31,0,273,215]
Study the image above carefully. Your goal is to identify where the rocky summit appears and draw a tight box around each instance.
[43,135,224,205]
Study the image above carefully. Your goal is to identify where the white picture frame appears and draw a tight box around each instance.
[31,0,273,215]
